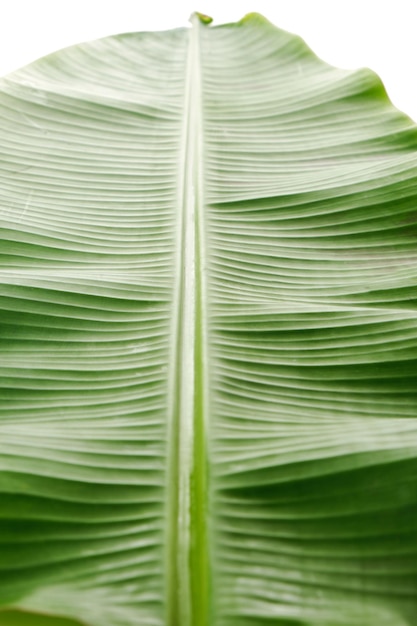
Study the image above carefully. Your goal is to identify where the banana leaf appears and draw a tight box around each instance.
[1,12,417,626]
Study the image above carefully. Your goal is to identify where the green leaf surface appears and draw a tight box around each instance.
[1,12,417,626]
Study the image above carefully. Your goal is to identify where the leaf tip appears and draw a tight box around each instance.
[190,12,213,26]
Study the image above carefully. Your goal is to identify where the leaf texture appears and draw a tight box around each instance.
[1,13,417,626]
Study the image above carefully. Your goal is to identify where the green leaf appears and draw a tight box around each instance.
[1,13,417,626]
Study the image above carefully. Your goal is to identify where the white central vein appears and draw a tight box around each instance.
[167,15,208,626]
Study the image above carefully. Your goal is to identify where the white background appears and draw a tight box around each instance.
[1,0,416,121]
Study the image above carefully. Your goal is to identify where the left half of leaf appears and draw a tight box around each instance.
[0,26,188,626]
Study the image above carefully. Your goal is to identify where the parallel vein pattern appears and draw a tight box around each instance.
[201,15,417,626]
[1,13,417,626]
[0,29,187,626]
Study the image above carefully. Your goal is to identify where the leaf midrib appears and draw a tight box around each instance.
[167,15,209,626]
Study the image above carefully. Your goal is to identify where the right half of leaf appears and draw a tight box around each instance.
[202,14,417,626]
